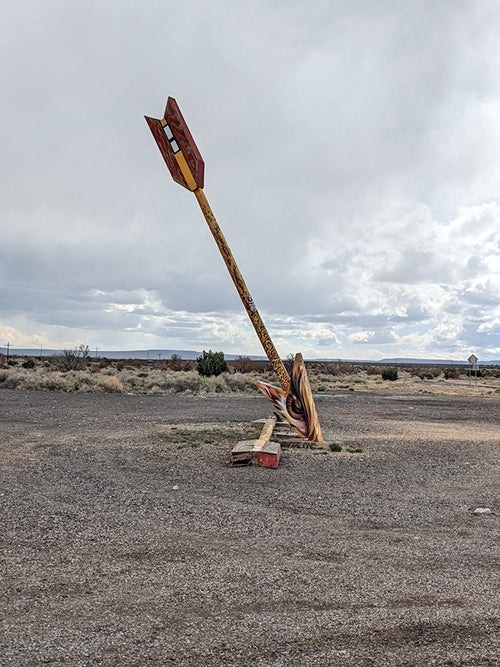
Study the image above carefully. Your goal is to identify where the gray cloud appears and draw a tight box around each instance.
[1,1,499,360]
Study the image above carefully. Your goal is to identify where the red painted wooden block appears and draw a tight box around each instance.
[256,442,281,469]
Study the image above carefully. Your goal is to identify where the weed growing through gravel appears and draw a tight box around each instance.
[328,442,363,454]
[157,423,261,449]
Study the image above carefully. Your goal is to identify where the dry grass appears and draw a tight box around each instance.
[0,360,263,395]
[0,356,498,396]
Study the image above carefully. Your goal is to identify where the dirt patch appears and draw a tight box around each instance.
[1,388,498,665]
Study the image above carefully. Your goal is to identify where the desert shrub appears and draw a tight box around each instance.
[168,354,183,371]
[366,365,383,376]
[32,373,72,392]
[169,375,205,393]
[323,362,356,376]
[230,356,255,373]
[382,367,398,381]
[255,360,272,374]
[153,371,203,394]
[98,376,124,393]
[201,373,229,393]
[22,358,35,369]
[417,366,440,379]
[1,371,24,389]
[122,358,140,368]
[308,362,323,375]
[55,344,91,371]
[224,372,257,392]
[118,369,203,395]
[196,350,228,377]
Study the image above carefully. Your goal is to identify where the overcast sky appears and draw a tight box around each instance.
[1,1,499,361]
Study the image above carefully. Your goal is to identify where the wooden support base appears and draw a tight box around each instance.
[229,416,281,468]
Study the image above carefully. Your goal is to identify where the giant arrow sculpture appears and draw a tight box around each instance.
[145,97,326,445]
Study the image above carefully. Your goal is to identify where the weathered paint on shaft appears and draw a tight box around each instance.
[170,144,290,389]
[193,187,291,393]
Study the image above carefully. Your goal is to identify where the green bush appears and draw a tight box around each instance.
[382,367,398,381]
[196,350,228,377]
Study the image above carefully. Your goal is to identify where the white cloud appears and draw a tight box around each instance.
[1,2,500,361]
[0,325,47,350]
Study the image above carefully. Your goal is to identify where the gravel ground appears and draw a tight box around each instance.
[0,388,499,666]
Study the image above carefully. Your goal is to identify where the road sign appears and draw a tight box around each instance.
[145,97,204,191]
[468,353,478,367]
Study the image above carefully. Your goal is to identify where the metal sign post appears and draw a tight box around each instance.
[468,353,478,384]
[145,97,325,445]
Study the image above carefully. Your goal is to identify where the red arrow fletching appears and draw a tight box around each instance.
[145,97,205,190]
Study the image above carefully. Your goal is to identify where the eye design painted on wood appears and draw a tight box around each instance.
[255,353,325,444]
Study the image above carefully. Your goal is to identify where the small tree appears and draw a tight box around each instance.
[196,350,228,377]
[61,344,91,371]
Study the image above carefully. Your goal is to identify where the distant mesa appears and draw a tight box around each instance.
[4,348,267,361]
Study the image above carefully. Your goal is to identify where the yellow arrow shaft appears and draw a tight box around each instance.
[193,188,291,392]
[172,149,290,391]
